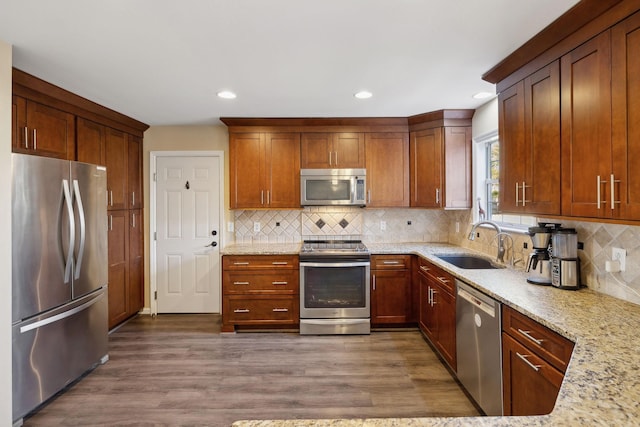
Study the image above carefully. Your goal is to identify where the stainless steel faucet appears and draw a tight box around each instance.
[468,220,506,263]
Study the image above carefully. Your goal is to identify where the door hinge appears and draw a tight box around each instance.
[154,291,157,300]
[153,172,157,182]
[154,231,157,241]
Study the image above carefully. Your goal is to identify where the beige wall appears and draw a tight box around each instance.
[142,125,230,309]
[1,39,12,424]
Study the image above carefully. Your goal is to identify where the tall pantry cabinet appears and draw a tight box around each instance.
[12,69,149,330]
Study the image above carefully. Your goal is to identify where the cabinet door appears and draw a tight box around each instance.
[371,269,412,324]
[265,133,300,208]
[443,127,472,208]
[105,127,129,210]
[502,333,564,416]
[12,96,26,152]
[108,210,129,329]
[498,82,526,213]
[128,209,144,317]
[301,133,333,168]
[612,12,640,219]
[418,273,437,339]
[230,133,265,208]
[561,31,612,218]
[76,118,106,165]
[128,135,142,209]
[523,61,561,215]
[16,100,75,159]
[433,283,456,370]
[365,133,409,207]
[410,128,442,207]
[332,132,365,168]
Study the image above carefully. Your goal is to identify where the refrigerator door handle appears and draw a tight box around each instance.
[62,179,75,284]
[72,179,86,279]
[19,291,104,334]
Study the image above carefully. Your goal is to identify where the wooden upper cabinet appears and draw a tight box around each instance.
[107,210,129,329]
[77,117,106,165]
[365,132,409,207]
[105,127,129,211]
[499,61,561,215]
[612,11,640,220]
[128,135,142,209]
[12,96,75,159]
[561,31,612,218]
[230,132,301,209]
[410,125,471,209]
[301,132,365,168]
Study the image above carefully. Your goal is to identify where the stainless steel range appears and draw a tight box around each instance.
[299,239,371,335]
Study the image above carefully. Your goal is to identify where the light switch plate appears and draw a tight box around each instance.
[227,222,234,232]
[612,247,626,272]
[253,222,261,233]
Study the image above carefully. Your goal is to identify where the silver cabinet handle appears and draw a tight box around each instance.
[33,128,37,150]
[233,309,250,313]
[516,352,541,372]
[517,328,544,345]
[515,182,520,206]
[428,287,433,305]
[437,276,450,284]
[109,214,113,231]
[335,151,338,165]
[611,174,621,210]
[383,261,400,265]
[420,265,430,272]
[233,262,250,265]
[597,175,608,209]
[436,188,440,204]
[233,281,250,285]
[368,189,371,204]
[24,127,29,149]
[372,274,376,291]
[522,181,527,207]
[132,192,135,207]
[260,190,264,205]
[431,288,437,305]
[132,212,136,228]
[109,190,113,207]
[272,261,288,265]
[266,190,270,205]
[272,281,288,285]
[272,308,289,312]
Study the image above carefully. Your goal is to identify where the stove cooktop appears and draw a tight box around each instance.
[301,239,369,254]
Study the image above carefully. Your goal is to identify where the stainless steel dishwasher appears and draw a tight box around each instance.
[455,279,503,416]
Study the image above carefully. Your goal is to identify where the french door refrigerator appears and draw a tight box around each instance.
[11,153,109,423]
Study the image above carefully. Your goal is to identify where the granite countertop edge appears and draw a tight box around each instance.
[224,242,640,427]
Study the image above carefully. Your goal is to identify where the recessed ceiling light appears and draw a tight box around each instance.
[217,90,237,99]
[473,91,493,99]
[354,91,373,99]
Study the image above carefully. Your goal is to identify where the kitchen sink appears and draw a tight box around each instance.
[434,254,505,269]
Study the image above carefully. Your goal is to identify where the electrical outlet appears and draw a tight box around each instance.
[612,247,626,272]
[227,222,234,232]
[455,222,460,233]
[380,221,386,231]
[253,222,261,233]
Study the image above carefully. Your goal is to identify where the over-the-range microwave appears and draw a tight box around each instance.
[300,168,366,206]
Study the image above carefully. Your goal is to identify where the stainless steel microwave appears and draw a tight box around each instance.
[300,168,366,206]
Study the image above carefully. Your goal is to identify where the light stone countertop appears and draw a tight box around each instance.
[225,242,640,427]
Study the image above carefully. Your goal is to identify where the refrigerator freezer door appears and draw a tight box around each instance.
[12,154,72,323]
[12,287,108,421]
[71,161,108,298]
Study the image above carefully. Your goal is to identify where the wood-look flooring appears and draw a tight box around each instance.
[23,315,480,426]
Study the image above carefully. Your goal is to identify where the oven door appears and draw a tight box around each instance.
[299,260,370,319]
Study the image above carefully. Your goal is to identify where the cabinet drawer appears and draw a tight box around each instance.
[417,257,455,294]
[502,305,574,373]
[372,254,411,270]
[224,296,298,323]
[223,255,298,270]
[223,270,298,294]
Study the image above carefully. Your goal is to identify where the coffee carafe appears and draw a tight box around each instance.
[526,223,561,285]
[550,228,581,290]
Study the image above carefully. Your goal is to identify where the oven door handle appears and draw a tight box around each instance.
[300,261,371,268]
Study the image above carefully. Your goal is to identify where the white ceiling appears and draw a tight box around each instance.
[0,0,580,126]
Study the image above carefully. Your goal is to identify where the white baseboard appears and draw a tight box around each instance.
[139,307,151,315]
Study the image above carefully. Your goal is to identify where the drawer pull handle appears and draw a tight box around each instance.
[272,281,288,285]
[516,352,541,372]
[437,276,450,283]
[272,308,289,312]
[233,309,250,313]
[517,328,544,346]
[233,281,250,285]
[383,261,400,264]
[420,266,430,272]
[272,262,288,265]
[233,262,250,265]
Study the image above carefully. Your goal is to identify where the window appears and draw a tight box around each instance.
[474,130,536,230]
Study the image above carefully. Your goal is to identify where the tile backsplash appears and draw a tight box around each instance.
[232,208,640,306]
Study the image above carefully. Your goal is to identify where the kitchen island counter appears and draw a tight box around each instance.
[228,242,640,426]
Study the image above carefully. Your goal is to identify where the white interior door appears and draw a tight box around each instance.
[155,156,221,313]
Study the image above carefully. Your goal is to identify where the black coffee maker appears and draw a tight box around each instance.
[526,223,562,285]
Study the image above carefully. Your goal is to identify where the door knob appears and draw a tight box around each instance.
[205,241,218,247]
[211,230,217,236]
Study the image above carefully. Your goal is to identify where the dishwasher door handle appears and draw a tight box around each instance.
[458,287,496,317]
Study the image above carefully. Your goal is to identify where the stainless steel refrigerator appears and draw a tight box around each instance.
[11,153,109,422]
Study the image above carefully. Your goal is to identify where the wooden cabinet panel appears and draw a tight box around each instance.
[371,255,412,325]
[410,128,442,208]
[230,133,265,208]
[224,296,298,324]
[108,210,129,329]
[223,270,299,293]
[77,117,106,165]
[443,127,472,209]
[128,209,144,317]
[612,11,640,219]
[12,97,75,159]
[128,135,142,209]
[301,132,365,168]
[365,133,409,207]
[266,133,300,208]
[222,255,298,270]
[498,82,525,213]
[105,127,128,210]
[561,31,612,218]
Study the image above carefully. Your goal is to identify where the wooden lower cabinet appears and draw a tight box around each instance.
[371,255,412,325]
[502,305,574,415]
[222,255,299,332]
[417,257,456,370]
